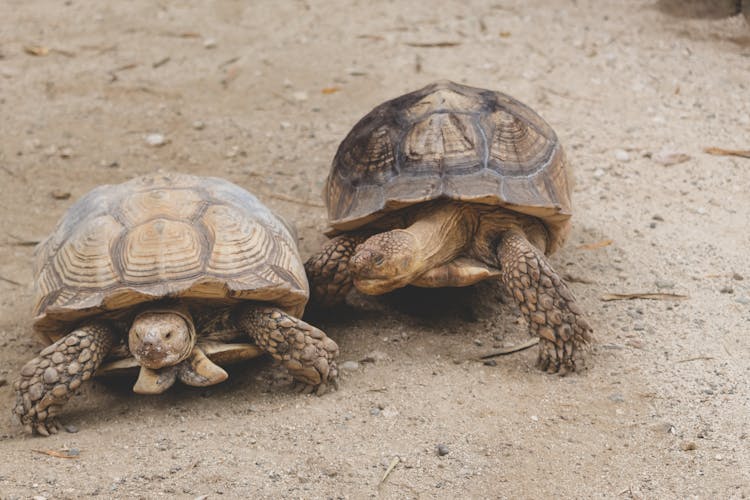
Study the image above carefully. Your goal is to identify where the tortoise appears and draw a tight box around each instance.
[305,80,592,373]
[14,172,339,436]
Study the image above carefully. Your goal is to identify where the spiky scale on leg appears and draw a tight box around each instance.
[497,231,592,374]
[304,234,369,307]
[13,322,117,436]
[234,304,339,394]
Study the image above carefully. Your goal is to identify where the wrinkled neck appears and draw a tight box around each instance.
[407,203,477,274]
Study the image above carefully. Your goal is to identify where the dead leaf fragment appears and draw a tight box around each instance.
[703,147,750,159]
[380,457,400,486]
[24,45,50,56]
[652,150,691,166]
[405,41,461,48]
[601,292,689,301]
[321,87,341,95]
[477,338,540,360]
[32,449,79,459]
[577,239,613,250]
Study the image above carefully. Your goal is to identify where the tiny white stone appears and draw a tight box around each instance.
[145,133,166,147]
[530,415,539,421]
[614,149,630,162]
[594,168,605,178]
[340,360,359,371]
[292,91,308,102]
[279,121,292,129]
[203,38,217,49]
[192,120,205,130]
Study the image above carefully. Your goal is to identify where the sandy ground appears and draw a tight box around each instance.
[1,0,749,498]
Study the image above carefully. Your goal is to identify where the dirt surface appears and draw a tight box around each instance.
[1,1,749,498]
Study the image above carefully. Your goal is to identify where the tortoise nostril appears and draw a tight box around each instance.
[165,331,172,340]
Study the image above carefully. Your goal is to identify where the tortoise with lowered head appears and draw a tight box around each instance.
[14,172,338,436]
[306,81,592,373]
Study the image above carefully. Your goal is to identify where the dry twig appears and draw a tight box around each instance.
[477,337,540,360]
[703,147,750,159]
[601,292,688,301]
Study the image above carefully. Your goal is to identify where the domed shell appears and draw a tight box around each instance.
[325,80,573,252]
[33,173,308,341]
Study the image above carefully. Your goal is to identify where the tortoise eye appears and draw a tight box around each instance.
[373,254,385,266]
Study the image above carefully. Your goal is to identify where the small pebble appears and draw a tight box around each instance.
[67,447,80,456]
[732,273,744,281]
[594,168,605,178]
[614,149,630,162]
[735,296,750,305]
[203,38,217,49]
[608,393,625,403]
[652,214,664,221]
[340,360,360,371]
[292,91,308,101]
[625,339,644,349]
[59,147,73,158]
[145,133,167,147]
[360,350,389,364]
[720,286,734,294]
[655,280,675,289]
[64,424,79,434]
[530,415,539,422]
[681,441,697,451]
[369,407,381,416]
[483,359,497,366]
[50,190,71,200]
[192,121,205,130]
[473,338,483,346]
[633,323,645,331]
[0,376,7,387]
[436,444,449,456]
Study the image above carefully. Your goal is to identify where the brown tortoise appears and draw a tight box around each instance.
[305,81,592,373]
[14,172,338,436]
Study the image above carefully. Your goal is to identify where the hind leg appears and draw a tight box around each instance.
[13,322,117,436]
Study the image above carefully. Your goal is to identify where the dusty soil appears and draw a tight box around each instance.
[1,1,749,498]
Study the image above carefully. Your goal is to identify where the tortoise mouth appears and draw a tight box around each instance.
[353,274,414,295]
[128,308,196,369]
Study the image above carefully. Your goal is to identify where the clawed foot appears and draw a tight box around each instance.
[536,333,585,376]
[13,322,116,436]
[498,231,593,375]
[235,305,339,396]
[280,326,339,395]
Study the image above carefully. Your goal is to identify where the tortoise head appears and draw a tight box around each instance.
[128,307,196,369]
[349,230,421,294]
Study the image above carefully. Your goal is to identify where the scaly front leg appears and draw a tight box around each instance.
[497,231,592,374]
[233,304,339,394]
[13,322,117,436]
[304,233,369,307]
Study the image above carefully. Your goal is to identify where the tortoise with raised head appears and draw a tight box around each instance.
[306,81,592,373]
[14,172,338,436]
